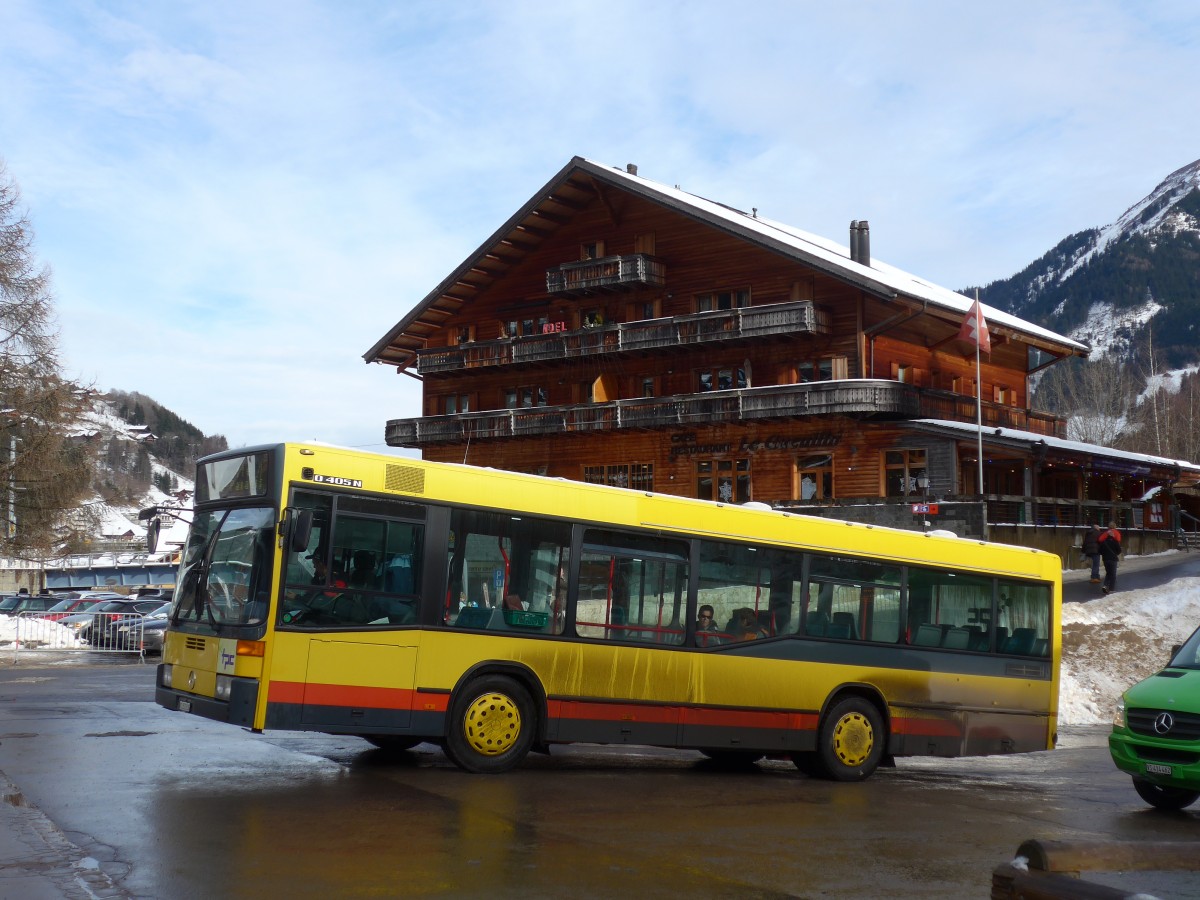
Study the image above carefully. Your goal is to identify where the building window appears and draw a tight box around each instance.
[695,289,750,312]
[584,464,653,492]
[581,241,605,261]
[444,394,471,415]
[884,449,928,497]
[503,386,548,408]
[952,375,975,396]
[697,366,747,392]
[581,308,605,328]
[796,454,833,501]
[640,376,656,398]
[696,459,750,503]
[994,384,1015,405]
[797,357,847,382]
[456,325,475,345]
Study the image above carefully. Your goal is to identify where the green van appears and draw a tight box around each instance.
[1109,624,1200,810]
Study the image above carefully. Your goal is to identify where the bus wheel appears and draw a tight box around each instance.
[445,676,536,774]
[790,752,827,778]
[816,697,884,782]
[363,735,421,752]
[1132,777,1200,810]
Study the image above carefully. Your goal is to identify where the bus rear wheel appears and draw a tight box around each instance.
[815,697,884,782]
[1132,777,1200,810]
[444,675,536,774]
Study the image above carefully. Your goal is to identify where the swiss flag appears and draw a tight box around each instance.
[958,299,991,353]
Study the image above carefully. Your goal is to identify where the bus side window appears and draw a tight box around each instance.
[443,509,570,635]
[576,529,687,645]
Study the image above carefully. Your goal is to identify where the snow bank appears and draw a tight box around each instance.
[1060,577,1200,725]
[0,616,85,649]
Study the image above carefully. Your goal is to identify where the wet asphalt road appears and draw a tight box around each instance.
[1,660,1198,899]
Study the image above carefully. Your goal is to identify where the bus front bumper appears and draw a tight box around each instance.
[156,664,259,728]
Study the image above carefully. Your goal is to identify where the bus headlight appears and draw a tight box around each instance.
[215,675,233,701]
[161,665,173,688]
[1112,698,1125,728]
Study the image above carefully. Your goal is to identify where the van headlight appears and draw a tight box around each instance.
[215,675,232,701]
[161,665,173,688]
[1112,697,1125,728]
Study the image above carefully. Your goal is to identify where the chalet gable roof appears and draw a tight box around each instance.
[364,156,1088,370]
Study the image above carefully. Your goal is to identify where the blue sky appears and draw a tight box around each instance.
[2,1,1199,452]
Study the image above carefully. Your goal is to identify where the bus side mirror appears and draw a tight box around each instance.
[287,509,314,554]
[146,518,161,554]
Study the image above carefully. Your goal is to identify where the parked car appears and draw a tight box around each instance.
[41,596,114,621]
[1110,623,1200,810]
[85,600,171,648]
[116,605,170,653]
[0,594,63,616]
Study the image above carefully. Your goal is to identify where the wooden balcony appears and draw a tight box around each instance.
[546,253,665,295]
[416,301,832,375]
[385,379,920,447]
[915,389,1066,438]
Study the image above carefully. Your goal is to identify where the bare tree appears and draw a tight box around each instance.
[0,160,97,558]
[1034,354,1133,447]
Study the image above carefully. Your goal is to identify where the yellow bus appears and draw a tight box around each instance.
[154,442,1060,779]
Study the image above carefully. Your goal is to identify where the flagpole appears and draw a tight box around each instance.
[975,289,984,496]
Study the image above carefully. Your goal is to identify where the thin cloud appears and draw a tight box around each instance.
[0,1,1198,447]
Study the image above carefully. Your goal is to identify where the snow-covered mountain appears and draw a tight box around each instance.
[976,158,1200,367]
[71,393,196,554]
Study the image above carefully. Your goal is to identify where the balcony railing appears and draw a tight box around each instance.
[416,301,831,375]
[385,379,920,446]
[915,389,1066,438]
[546,254,665,295]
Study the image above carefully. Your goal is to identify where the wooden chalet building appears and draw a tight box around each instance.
[365,157,1200,560]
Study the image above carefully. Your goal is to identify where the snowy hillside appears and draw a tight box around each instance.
[979,157,1200,378]
[71,394,195,554]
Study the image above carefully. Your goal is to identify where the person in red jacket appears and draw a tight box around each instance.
[1098,521,1122,595]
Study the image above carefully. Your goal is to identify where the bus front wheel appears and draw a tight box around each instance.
[815,697,885,782]
[444,675,537,774]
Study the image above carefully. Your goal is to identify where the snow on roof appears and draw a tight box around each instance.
[583,158,1089,353]
[911,418,1200,475]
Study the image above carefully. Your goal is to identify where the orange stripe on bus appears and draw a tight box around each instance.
[268,681,414,709]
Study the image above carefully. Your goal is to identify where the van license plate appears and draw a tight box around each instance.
[178,699,192,713]
[1146,763,1173,776]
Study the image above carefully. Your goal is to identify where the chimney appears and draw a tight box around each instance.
[849,220,871,266]
[626,163,638,176]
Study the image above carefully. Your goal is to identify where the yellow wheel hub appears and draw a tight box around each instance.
[831,711,874,767]
[462,692,521,756]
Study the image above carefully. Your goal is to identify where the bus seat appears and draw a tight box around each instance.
[1004,627,1036,655]
[994,626,1009,646]
[454,606,491,629]
[826,622,850,639]
[385,554,414,594]
[967,627,989,651]
[805,610,829,637]
[1031,637,1048,657]
[942,627,970,650]
[831,612,858,640]
[913,624,943,647]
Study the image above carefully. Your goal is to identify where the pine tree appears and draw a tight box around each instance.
[0,160,98,557]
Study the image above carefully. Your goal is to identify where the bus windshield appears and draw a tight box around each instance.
[171,506,276,630]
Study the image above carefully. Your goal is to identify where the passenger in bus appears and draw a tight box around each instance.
[731,608,767,641]
[695,604,723,646]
